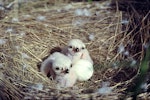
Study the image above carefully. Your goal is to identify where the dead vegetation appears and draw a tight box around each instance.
[0,0,149,99]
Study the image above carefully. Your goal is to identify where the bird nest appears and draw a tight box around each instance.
[0,0,149,99]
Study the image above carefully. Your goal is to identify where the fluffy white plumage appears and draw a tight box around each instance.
[40,52,76,87]
[52,54,77,88]
[74,8,91,16]
[40,39,94,87]
[40,52,71,78]
[0,39,7,45]
[66,39,93,65]
[52,55,72,76]
[72,59,93,81]
[36,15,46,21]
[56,67,77,88]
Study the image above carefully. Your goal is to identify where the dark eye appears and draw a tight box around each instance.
[82,47,85,50]
[55,67,59,70]
[75,48,79,52]
[70,64,72,68]
[69,46,72,48]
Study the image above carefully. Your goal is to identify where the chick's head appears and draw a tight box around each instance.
[68,39,86,55]
[52,57,72,75]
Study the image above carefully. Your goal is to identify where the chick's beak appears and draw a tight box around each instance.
[62,69,69,74]
[73,48,79,52]
[65,69,69,73]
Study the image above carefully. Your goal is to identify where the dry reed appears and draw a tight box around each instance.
[0,0,149,99]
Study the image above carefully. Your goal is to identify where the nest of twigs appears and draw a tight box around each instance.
[0,0,149,99]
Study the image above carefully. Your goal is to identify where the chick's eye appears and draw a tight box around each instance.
[55,67,59,70]
[82,47,85,49]
[70,64,72,68]
[69,46,72,48]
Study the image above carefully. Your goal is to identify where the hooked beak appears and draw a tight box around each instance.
[62,69,69,74]
[73,48,79,52]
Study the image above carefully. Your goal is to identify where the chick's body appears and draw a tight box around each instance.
[56,67,77,88]
[68,49,93,65]
[51,53,77,88]
[72,59,94,81]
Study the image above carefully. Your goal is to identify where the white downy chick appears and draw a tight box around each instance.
[66,39,93,65]
[52,56,77,88]
[40,52,69,78]
[72,59,93,81]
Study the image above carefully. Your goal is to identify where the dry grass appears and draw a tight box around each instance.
[0,0,149,99]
